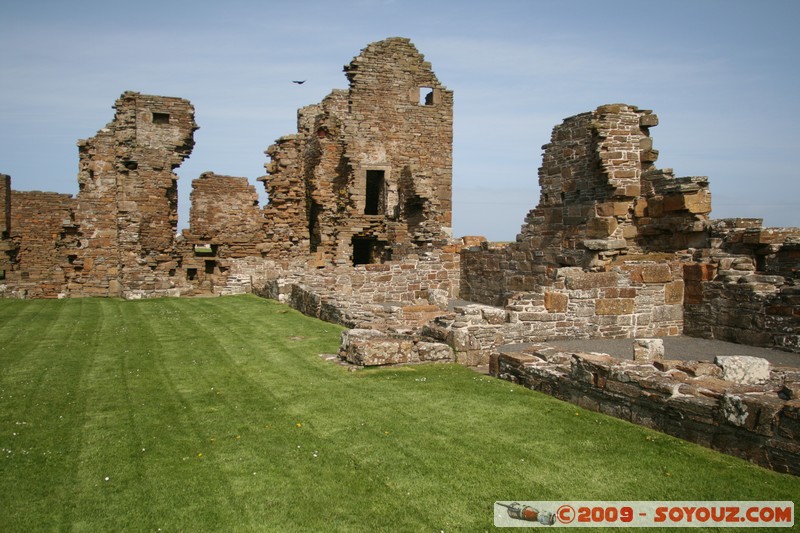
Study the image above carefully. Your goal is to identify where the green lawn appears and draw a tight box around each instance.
[0,295,797,531]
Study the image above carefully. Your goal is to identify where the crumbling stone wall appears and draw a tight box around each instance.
[3,191,77,298]
[235,244,460,332]
[426,258,684,365]
[457,103,798,359]
[1,38,457,301]
[176,172,265,294]
[71,91,197,297]
[0,92,198,299]
[685,219,800,351]
[186,172,263,257]
[462,104,711,306]
[261,37,453,266]
[0,174,13,281]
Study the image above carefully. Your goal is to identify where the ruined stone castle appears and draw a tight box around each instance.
[2,37,799,473]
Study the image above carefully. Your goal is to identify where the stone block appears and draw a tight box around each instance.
[664,280,684,304]
[481,306,507,325]
[652,304,683,322]
[714,355,771,385]
[565,271,618,290]
[621,225,638,239]
[640,263,672,283]
[683,263,716,281]
[595,298,635,315]
[639,113,659,127]
[415,341,453,362]
[583,238,628,251]
[544,291,568,313]
[683,190,712,214]
[632,338,664,362]
[587,216,618,238]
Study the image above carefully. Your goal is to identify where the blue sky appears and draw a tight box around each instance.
[1,0,798,240]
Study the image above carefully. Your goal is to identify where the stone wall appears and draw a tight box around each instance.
[71,91,197,297]
[685,219,800,352]
[461,104,711,306]
[3,191,77,298]
[186,172,263,258]
[494,346,800,475]
[261,37,453,266]
[0,174,13,280]
[238,245,460,332]
[426,258,684,365]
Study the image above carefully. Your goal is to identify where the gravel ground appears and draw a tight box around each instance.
[541,336,800,368]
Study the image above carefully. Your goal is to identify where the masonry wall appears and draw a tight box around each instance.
[684,219,800,352]
[427,258,684,365]
[261,37,453,266]
[495,348,800,475]
[461,104,711,308]
[0,174,12,279]
[70,91,197,297]
[187,172,263,258]
[4,191,77,298]
[235,245,460,332]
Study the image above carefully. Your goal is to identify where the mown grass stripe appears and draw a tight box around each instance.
[1,296,798,532]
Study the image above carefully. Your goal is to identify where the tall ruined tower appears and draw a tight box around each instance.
[72,92,196,296]
[261,37,453,265]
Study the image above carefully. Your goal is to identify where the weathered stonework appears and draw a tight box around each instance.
[494,346,800,475]
[1,174,16,283]
[683,219,800,351]
[5,191,77,298]
[260,37,453,266]
[462,104,712,306]
[0,36,798,473]
[340,328,452,366]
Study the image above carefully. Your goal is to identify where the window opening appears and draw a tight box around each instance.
[352,236,390,266]
[204,260,216,275]
[308,201,321,252]
[419,87,434,106]
[364,170,385,215]
[352,237,373,265]
[152,112,170,125]
[187,268,198,281]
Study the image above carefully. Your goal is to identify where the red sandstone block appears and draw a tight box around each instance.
[683,263,716,281]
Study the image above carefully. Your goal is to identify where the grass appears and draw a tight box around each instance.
[0,295,797,531]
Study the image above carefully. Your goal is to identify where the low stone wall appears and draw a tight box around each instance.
[426,261,685,366]
[234,248,458,332]
[340,328,453,366]
[493,346,800,475]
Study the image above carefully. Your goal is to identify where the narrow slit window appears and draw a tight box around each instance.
[364,170,385,215]
[152,112,170,125]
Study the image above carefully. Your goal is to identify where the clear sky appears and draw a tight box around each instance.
[2,0,798,241]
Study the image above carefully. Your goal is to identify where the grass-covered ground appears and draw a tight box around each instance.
[0,295,797,531]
